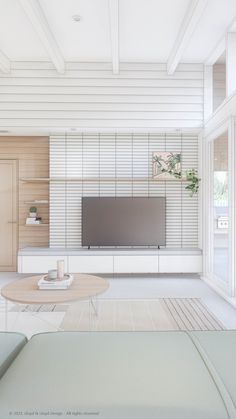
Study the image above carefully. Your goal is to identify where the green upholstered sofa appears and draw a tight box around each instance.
[0,331,236,418]
[0,332,27,379]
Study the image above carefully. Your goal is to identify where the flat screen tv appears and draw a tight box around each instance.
[82,197,166,247]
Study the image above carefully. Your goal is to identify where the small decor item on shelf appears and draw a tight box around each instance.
[185,169,201,197]
[26,216,42,225]
[57,260,65,280]
[47,269,57,280]
[29,206,37,217]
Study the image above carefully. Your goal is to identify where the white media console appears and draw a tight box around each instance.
[18,248,202,274]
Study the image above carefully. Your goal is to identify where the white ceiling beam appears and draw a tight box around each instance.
[108,0,119,74]
[20,0,65,73]
[205,38,226,65]
[167,0,208,75]
[0,50,10,73]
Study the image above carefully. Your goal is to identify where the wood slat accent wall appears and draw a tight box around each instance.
[50,133,198,249]
[0,62,204,131]
[0,137,49,248]
[213,63,226,111]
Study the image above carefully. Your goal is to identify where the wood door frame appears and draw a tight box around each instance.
[0,159,19,271]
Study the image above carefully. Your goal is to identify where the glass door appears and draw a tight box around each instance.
[212,132,229,285]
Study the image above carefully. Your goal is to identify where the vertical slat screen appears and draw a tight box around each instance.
[50,134,198,248]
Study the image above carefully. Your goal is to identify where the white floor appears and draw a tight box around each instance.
[1,272,236,338]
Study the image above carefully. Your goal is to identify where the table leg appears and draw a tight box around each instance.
[11,303,22,331]
[89,299,92,331]
[29,309,65,332]
[5,299,8,332]
[90,296,98,317]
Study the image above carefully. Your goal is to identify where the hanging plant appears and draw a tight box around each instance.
[185,169,201,197]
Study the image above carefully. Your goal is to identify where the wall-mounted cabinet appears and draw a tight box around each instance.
[18,248,202,274]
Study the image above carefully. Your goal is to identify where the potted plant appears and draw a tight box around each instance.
[29,206,37,218]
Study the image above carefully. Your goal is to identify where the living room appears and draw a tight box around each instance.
[1,0,236,417]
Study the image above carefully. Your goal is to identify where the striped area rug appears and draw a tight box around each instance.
[10,298,225,331]
[60,298,225,331]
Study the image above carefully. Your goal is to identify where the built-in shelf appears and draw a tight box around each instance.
[21,178,50,183]
[24,201,49,204]
[21,177,189,183]
[24,224,49,227]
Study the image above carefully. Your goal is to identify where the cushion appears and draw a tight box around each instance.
[191,331,236,409]
[0,331,231,419]
[0,332,27,378]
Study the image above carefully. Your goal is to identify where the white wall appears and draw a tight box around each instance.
[0,60,203,250]
[50,133,199,249]
[0,62,203,131]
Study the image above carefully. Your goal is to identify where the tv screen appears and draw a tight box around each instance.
[82,197,166,247]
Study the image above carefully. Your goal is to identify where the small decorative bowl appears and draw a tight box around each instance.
[47,269,57,280]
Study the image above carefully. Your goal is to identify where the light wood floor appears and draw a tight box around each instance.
[59,298,225,331]
[2,274,236,337]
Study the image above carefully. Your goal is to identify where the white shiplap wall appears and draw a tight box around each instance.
[0,62,203,131]
[50,134,198,249]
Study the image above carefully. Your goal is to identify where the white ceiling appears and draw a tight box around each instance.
[0,0,235,66]
[119,0,190,62]
[182,0,236,62]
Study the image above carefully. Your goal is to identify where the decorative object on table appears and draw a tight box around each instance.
[152,152,181,180]
[38,274,73,290]
[57,260,65,280]
[29,206,37,217]
[185,169,201,197]
[26,216,42,225]
[47,269,57,280]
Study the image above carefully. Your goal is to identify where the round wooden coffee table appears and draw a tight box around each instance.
[1,274,109,331]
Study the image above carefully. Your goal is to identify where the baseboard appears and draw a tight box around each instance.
[201,275,236,309]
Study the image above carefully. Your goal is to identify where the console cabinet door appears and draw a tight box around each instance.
[21,256,68,273]
[114,255,158,273]
[159,255,202,273]
[69,255,113,273]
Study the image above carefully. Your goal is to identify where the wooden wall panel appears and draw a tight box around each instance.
[0,137,49,249]
[213,63,226,111]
